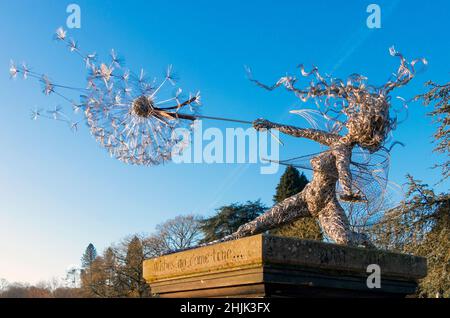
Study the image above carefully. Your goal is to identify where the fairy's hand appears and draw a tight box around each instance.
[339,192,366,203]
[253,118,275,131]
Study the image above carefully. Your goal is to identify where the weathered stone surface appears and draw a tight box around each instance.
[144,235,263,283]
[143,235,427,298]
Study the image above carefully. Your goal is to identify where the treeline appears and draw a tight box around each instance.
[0,278,82,298]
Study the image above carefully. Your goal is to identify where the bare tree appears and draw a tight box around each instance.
[65,266,82,288]
[0,279,8,292]
[153,215,203,253]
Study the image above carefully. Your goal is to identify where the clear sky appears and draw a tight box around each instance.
[0,0,448,283]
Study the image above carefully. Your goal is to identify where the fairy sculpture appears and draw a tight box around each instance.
[10,27,425,247]
[211,48,426,247]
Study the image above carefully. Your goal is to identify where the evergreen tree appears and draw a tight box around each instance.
[200,200,266,243]
[416,81,450,181]
[271,166,323,240]
[273,165,309,202]
[123,236,150,298]
[81,243,97,269]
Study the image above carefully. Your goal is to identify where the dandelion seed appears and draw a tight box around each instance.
[194,91,201,105]
[84,53,97,68]
[166,65,172,79]
[21,63,30,79]
[41,75,54,95]
[100,63,113,82]
[9,60,18,78]
[70,122,79,132]
[73,103,83,113]
[166,64,176,85]
[30,108,42,120]
[68,39,78,52]
[124,87,132,96]
[47,105,62,120]
[114,93,122,105]
[121,69,130,82]
[55,27,67,41]
[389,46,397,56]
[110,49,122,68]
[139,69,145,82]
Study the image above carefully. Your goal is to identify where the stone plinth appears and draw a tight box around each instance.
[143,235,427,298]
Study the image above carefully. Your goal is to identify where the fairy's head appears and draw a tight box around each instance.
[345,93,393,153]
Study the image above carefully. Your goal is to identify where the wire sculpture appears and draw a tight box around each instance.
[10,27,426,247]
[10,28,283,165]
[10,27,204,165]
[204,47,427,247]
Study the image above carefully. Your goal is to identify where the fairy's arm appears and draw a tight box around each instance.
[253,118,340,146]
[333,145,353,195]
[333,142,366,202]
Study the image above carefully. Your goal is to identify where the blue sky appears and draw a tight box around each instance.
[0,0,448,283]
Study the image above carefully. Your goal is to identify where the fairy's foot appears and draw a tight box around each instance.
[349,232,375,249]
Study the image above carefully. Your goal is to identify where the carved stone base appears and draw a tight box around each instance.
[143,235,427,298]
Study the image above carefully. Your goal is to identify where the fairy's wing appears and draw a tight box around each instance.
[271,147,392,229]
[344,147,392,230]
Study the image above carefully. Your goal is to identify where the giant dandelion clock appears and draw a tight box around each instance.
[10,27,201,165]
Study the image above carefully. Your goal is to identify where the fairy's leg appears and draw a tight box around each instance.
[318,199,374,247]
[208,192,311,245]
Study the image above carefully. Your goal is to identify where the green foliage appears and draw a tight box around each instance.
[271,166,323,240]
[200,200,266,243]
[393,80,450,297]
[416,81,450,181]
[414,204,450,298]
[273,166,308,203]
[369,176,450,297]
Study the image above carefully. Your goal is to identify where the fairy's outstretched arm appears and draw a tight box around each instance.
[253,118,340,146]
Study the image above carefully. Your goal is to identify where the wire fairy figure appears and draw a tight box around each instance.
[206,47,427,247]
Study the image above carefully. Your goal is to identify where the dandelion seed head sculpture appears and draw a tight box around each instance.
[79,58,200,165]
[11,27,201,166]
